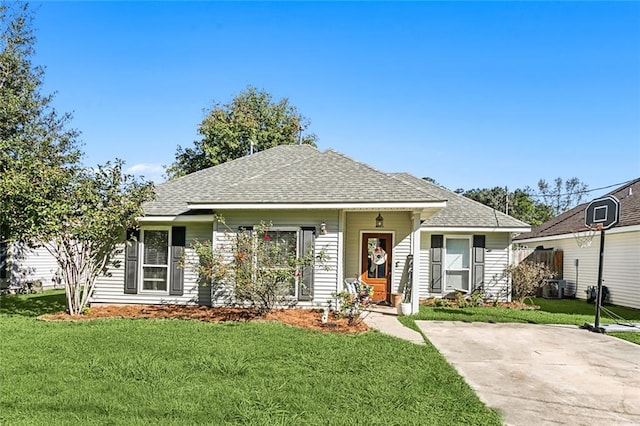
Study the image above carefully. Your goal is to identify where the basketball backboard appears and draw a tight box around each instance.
[585,195,620,230]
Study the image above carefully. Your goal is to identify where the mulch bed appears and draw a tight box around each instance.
[37,305,369,334]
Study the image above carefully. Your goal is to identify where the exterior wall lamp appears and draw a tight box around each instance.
[375,212,384,228]
[320,221,327,235]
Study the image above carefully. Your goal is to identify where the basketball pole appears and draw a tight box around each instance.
[594,228,606,330]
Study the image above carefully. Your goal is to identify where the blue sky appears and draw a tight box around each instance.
[34,1,639,198]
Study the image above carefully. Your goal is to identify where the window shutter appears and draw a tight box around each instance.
[472,235,486,290]
[298,227,316,301]
[170,226,186,296]
[0,240,7,280]
[430,235,443,293]
[124,230,140,294]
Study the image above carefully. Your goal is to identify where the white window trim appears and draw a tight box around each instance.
[139,226,172,294]
[444,235,472,292]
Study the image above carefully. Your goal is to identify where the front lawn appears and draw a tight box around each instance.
[0,291,501,425]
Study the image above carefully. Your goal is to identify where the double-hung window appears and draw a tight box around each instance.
[444,237,471,292]
[262,229,298,296]
[141,228,171,292]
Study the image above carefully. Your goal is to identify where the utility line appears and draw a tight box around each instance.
[527,179,636,199]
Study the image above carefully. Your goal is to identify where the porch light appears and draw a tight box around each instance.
[375,212,384,228]
[320,221,327,235]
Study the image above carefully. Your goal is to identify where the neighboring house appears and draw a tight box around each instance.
[92,145,530,313]
[0,241,61,291]
[514,178,640,310]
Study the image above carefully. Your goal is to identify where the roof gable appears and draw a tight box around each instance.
[514,178,640,240]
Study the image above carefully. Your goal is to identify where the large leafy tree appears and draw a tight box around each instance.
[167,86,318,178]
[537,177,588,216]
[463,187,553,227]
[0,3,82,241]
[0,4,155,314]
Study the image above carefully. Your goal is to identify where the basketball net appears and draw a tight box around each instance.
[572,224,602,248]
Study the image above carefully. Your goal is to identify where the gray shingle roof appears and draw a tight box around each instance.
[514,178,640,240]
[390,173,530,229]
[145,145,443,216]
[144,145,529,232]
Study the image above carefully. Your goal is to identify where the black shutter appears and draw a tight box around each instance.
[298,227,316,301]
[124,230,140,294]
[430,235,443,293]
[170,226,186,296]
[472,235,486,291]
[0,240,7,280]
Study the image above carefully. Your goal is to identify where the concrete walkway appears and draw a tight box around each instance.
[362,310,425,345]
[416,321,640,426]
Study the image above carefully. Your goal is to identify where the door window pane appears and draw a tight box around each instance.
[367,237,387,279]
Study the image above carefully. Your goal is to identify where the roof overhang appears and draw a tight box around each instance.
[136,214,216,223]
[422,226,532,233]
[186,201,447,211]
[514,224,640,244]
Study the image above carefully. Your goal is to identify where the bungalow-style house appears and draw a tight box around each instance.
[91,145,530,313]
[513,178,640,310]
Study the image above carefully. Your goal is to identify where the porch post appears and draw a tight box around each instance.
[411,212,421,314]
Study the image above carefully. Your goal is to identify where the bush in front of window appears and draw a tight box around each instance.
[190,220,327,314]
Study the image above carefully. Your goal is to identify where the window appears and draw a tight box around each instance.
[262,229,298,296]
[445,237,470,291]
[237,227,301,297]
[141,228,170,292]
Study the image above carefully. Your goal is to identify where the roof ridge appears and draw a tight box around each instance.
[386,173,448,201]
[323,151,448,201]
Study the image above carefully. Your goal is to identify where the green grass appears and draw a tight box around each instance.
[609,332,640,345]
[398,297,640,344]
[0,291,502,425]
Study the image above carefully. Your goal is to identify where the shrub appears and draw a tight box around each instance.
[332,282,374,325]
[503,262,555,303]
[190,219,326,314]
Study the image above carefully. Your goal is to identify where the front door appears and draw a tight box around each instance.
[361,233,392,302]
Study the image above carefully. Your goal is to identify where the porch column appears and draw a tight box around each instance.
[411,212,421,314]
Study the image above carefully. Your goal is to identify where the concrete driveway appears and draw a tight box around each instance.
[415,321,640,426]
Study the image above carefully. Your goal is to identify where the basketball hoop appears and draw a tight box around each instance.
[572,224,602,248]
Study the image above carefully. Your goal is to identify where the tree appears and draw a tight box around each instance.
[0,5,155,314]
[167,86,318,178]
[537,177,588,216]
[0,3,81,241]
[462,187,553,227]
[40,161,154,314]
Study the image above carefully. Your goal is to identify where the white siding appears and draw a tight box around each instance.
[518,229,640,309]
[92,223,213,305]
[419,231,513,301]
[419,236,431,298]
[484,233,511,300]
[8,243,61,289]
